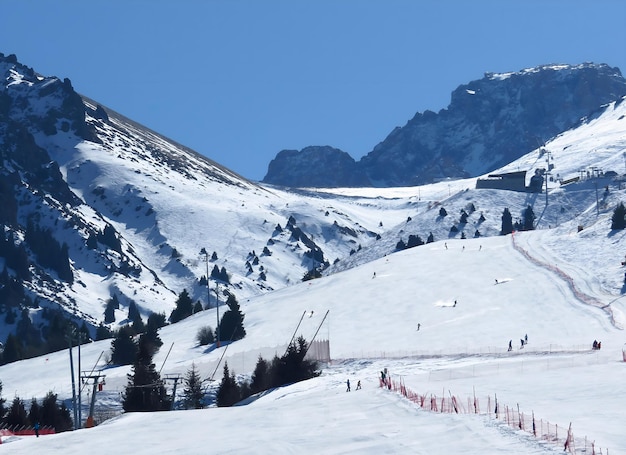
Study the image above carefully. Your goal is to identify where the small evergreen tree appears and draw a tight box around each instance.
[104,299,115,324]
[439,207,447,217]
[28,398,41,426]
[611,202,626,229]
[522,205,536,230]
[122,332,170,412]
[110,325,137,365]
[250,355,271,395]
[147,312,167,331]
[426,232,434,243]
[407,234,424,248]
[216,362,241,407]
[501,208,513,235]
[218,294,246,342]
[5,397,28,427]
[169,289,194,323]
[128,300,140,323]
[271,336,320,387]
[41,391,73,432]
[182,363,204,409]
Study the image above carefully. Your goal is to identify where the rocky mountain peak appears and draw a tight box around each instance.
[263,62,626,188]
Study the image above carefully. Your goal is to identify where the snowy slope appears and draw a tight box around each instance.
[2,227,626,452]
[2,65,626,453]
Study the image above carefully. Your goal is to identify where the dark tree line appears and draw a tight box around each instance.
[501,205,535,235]
[1,308,90,366]
[25,220,73,283]
[0,381,73,432]
[216,336,320,407]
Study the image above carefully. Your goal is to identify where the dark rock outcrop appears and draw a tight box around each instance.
[264,146,369,188]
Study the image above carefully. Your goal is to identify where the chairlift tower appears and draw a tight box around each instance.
[164,374,183,410]
[544,149,552,207]
[81,372,106,428]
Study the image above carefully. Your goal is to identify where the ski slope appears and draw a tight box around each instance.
[2,231,625,453]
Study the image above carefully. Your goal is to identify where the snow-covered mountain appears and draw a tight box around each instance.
[0,52,417,342]
[264,63,626,187]
[1,53,626,453]
[1,51,626,345]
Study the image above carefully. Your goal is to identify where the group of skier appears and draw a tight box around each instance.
[346,379,361,392]
[508,334,528,351]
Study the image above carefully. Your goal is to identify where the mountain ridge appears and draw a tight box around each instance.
[1,51,625,369]
[263,62,626,187]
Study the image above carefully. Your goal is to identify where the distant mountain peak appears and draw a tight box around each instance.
[263,62,626,188]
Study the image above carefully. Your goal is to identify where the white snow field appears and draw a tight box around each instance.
[2,230,625,454]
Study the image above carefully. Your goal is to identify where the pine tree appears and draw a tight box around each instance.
[28,398,41,426]
[4,397,29,426]
[104,294,119,323]
[110,325,137,365]
[406,234,424,248]
[250,355,271,395]
[270,336,320,387]
[522,205,536,230]
[182,363,204,409]
[216,362,241,407]
[501,208,513,235]
[439,207,447,217]
[426,232,434,243]
[122,332,170,412]
[128,300,141,323]
[218,294,246,342]
[5,397,28,427]
[169,289,194,323]
[611,202,626,230]
[41,391,73,432]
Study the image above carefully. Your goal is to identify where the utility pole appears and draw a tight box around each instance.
[66,328,78,430]
[77,331,85,428]
[215,282,220,347]
[544,149,551,207]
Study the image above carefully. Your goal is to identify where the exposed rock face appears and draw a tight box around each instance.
[263,63,626,187]
[263,146,369,188]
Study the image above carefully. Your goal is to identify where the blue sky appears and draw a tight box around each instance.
[2,1,625,181]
